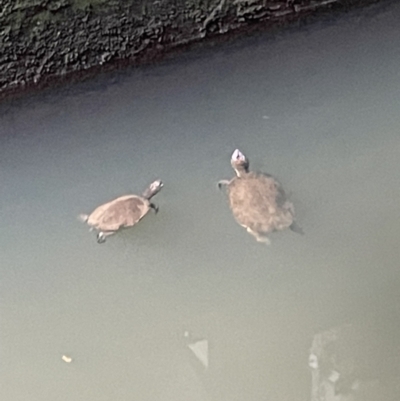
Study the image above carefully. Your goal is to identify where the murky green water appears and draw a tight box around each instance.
[1,2,400,400]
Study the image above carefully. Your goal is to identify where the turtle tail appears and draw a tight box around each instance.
[78,214,89,223]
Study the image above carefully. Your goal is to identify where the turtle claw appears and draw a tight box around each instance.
[150,203,159,214]
[217,179,230,190]
[97,232,106,244]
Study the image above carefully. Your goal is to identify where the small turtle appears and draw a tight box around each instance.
[79,179,163,243]
[218,149,302,244]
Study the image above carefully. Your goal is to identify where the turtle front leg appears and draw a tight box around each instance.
[217,179,231,190]
[150,203,159,214]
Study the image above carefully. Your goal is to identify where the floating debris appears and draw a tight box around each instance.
[184,331,209,369]
[328,369,340,383]
[308,353,318,370]
[188,339,209,368]
[61,354,73,363]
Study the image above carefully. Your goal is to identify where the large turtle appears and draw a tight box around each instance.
[79,179,163,243]
[218,149,302,244]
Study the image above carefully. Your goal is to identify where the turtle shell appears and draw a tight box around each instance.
[87,195,150,232]
[227,172,294,235]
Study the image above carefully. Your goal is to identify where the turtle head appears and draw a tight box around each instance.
[231,149,249,177]
[143,179,164,199]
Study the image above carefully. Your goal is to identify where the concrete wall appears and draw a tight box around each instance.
[0,0,382,100]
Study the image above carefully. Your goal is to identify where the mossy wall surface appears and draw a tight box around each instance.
[0,0,382,99]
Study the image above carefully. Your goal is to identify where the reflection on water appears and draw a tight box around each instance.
[1,1,400,400]
[309,309,400,401]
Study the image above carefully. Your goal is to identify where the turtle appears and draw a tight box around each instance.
[218,149,302,244]
[79,179,163,243]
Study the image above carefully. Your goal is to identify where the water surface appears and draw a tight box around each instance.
[1,1,400,400]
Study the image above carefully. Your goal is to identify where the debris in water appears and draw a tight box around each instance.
[184,331,209,368]
[188,339,208,368]
[308,353,318,369]
[328,370,340,383]
[62,355,73,363]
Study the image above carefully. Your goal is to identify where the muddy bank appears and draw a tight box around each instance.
[0,0,384,101]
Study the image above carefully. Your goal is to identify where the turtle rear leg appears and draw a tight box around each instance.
[246,227,271,245]
[289,221,304,235]
[217,179,231,190]
[97,231,115,244]
[150,203,159,214]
